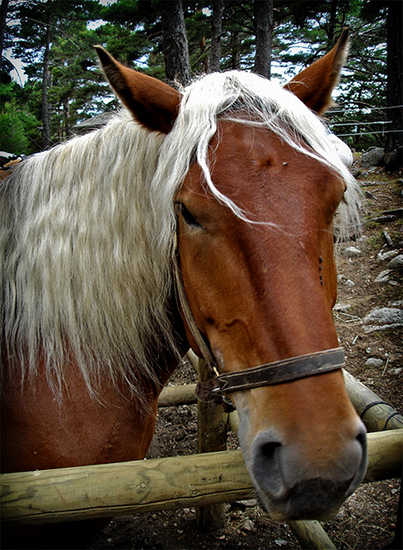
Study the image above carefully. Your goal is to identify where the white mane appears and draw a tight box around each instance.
[0,70,360,400]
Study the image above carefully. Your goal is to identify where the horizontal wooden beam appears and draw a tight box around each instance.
[158,372,403,433]
[343,369,403,431]
[1,450,252,525]
[158,383,197,407]
[1,430,402,525]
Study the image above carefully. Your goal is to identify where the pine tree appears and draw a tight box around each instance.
[9,0,101,148]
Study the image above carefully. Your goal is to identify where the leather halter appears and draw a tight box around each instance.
[173,235,345,405]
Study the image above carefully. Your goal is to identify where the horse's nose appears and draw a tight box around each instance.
[250,425,367,519]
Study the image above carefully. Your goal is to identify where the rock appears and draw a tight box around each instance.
[374,269,392,283]
[241,519,255,532]
[361,147,384,168]
[343,246,362,257]
[388,254,403,269]
[334,303,352,312]
[365,323,402,333]
[338,274,356,287]
[382,230,394,247]
[363,307,403,333]
[377,249,399,263]
[365,357,384,368]
[364,307,403,325]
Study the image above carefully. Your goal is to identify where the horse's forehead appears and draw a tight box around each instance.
[213,119,286,157]
[211,119,325,175]
[188,120,335,196]
[179,118,344,222]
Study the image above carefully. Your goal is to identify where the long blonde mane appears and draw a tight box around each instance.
[0,70,360,399]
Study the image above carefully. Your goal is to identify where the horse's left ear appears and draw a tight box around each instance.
[95,46,181,134]
[285,29,350,114]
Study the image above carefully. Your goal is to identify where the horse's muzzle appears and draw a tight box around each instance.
[250,425,367,520]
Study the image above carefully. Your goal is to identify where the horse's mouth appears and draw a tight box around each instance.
[255,477,352,521]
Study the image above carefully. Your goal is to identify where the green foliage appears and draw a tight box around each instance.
[2,0,392,152]
[0,83,40,154]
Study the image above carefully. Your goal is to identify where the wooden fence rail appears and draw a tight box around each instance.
[1,429,402,525]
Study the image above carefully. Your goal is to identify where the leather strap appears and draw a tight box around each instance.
[173,234,218,375]
[196,347,344,401]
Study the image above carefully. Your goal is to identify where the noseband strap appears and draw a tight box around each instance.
[196,347,345,402]
[173,234,344,405]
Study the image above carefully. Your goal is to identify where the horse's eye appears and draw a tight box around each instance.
[175,202,202,228]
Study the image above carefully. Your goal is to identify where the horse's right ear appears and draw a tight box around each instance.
[95,46,181,134]
[284,29,350,114]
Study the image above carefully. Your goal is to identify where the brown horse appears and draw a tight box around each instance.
[1,30,366,521]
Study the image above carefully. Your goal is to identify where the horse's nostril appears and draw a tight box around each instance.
[261,441,282,461]
[252,434,284,497]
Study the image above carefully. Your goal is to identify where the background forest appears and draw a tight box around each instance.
[0,0,401,161]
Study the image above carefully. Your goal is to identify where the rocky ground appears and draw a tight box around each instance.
[88,169,402,550]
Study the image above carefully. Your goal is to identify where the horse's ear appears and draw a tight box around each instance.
[284,29,350,114]
[95,46,181,134]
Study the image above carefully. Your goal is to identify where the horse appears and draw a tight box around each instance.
[1,29,367,523]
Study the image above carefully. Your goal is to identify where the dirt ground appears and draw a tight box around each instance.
[4,168,402,550]
[87,168,402,550]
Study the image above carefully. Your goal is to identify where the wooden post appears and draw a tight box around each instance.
[196,357,228,530]
[289,520,337,550]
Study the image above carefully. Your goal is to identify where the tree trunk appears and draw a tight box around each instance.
[253,0,273,78]
[63,96,71,139]
[230,31,241,70]
[41,17,52,149]
[209,0,224,73]
[327,0,338,50]
[0,0,10,58]
[161,0,191,86]
[385,0,403,169]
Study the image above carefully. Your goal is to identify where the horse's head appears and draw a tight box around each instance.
[96,30,367,520]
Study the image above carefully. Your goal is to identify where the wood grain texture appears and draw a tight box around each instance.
[1,430,402,524]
